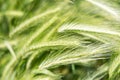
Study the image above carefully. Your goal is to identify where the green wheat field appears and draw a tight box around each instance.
[0,0,120,80]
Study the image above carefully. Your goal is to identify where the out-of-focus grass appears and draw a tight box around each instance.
[0,0,120,80]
